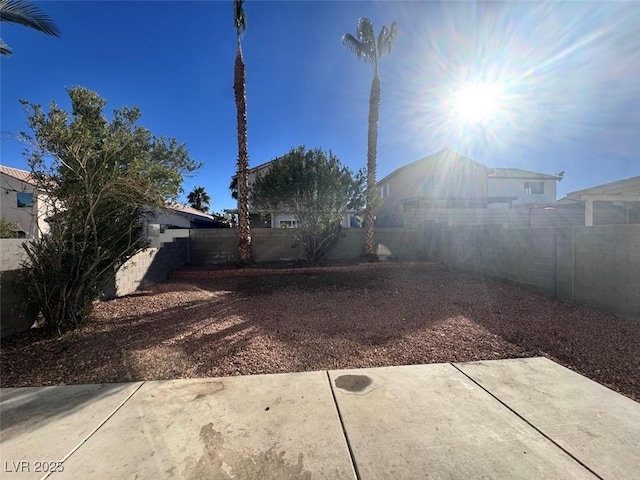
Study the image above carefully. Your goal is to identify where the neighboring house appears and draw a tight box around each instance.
[153,204,223,230]
[487,168,559,207]
[1,165,224,239]
[230,159,357,229]
[564,176,640,226]
[375,148,562,227]
[0,165,51,238]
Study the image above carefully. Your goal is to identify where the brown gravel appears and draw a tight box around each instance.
[1,265,638,402]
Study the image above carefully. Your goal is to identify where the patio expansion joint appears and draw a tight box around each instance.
[325,371,361,480]
[449,363,604,480]
[40,381,146,480]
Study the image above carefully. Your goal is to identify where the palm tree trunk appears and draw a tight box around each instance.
[234,46,251,265]
[363,74,381,260]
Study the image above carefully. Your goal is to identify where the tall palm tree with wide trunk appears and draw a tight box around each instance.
[187,186,211,213]
[233,0,251,265]
[343,18,397,261]
[0,0,60,56]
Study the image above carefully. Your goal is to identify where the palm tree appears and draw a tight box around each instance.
[343,18,397,261]
[187,186,211,213]
[233,0,251,265]
[0,0,61,56]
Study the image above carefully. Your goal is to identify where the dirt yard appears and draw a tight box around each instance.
[1,265,638,402]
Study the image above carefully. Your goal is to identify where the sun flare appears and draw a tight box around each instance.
[452,81,504,123]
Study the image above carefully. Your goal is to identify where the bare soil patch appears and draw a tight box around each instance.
[2,266,638,402]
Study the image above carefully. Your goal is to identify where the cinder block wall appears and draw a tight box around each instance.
[570,225,640,320]
[430,224,640,320]
[374,229,427,260]
[405,204,636,229]
[190,229,239,264]
[189,228,429,265]
[435,225,557,296]
[109,235,189,298]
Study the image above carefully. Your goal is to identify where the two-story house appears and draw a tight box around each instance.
[1,165,223,240]
[375,148,561,227]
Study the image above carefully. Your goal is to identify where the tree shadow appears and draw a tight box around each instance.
[7,267,633,401]
[0,383,136,443]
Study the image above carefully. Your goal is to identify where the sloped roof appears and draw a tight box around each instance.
[230,157,283,181]
[0,165,37,186]
[566,176,640,201]
[488,168,560,180]
[377,148,491,185]
[164,203,216,222]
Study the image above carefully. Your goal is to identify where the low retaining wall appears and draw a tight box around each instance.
[101,231,189,299]
[0,232,190,337]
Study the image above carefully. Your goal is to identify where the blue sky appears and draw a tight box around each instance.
[1,1,639,212]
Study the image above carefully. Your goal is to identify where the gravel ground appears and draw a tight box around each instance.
[1,265,638,402]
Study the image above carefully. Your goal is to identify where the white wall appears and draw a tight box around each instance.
[488,178,557,206]
[150,209,191,229]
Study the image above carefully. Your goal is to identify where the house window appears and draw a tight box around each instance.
[385,183,390,197]
[17,192,34,207]
[279,220,298,228]
[380,186,385,198]
[524,181,544,195]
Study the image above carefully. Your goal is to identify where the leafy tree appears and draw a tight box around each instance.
[19,86,200,333]
[187,186,211,213]
[0,216,18,238]
[251,146,365,263]
[233,0,251,265]
[0,0,60,56]
[210,211,234,228]
[229,177,238,200]
[343,17,397,261]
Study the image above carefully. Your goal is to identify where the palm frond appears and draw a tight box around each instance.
[377,21,398,58]
[233,0,246,36]
[0,38,12,56]
[344,18,377,70]
[342,33,368,62]
[356,17,375,45]
[0,0,61,37]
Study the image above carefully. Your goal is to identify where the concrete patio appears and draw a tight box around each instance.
[1,357,638,479]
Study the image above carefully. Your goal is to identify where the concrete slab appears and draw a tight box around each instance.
[329,363,596,480]
[53,372,355,479]
[455,357,640,480]
[0,383,143,480]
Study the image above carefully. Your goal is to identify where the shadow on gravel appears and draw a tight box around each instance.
[2,267,638,402]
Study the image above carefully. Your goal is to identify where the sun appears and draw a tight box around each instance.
[452,81,504,123]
